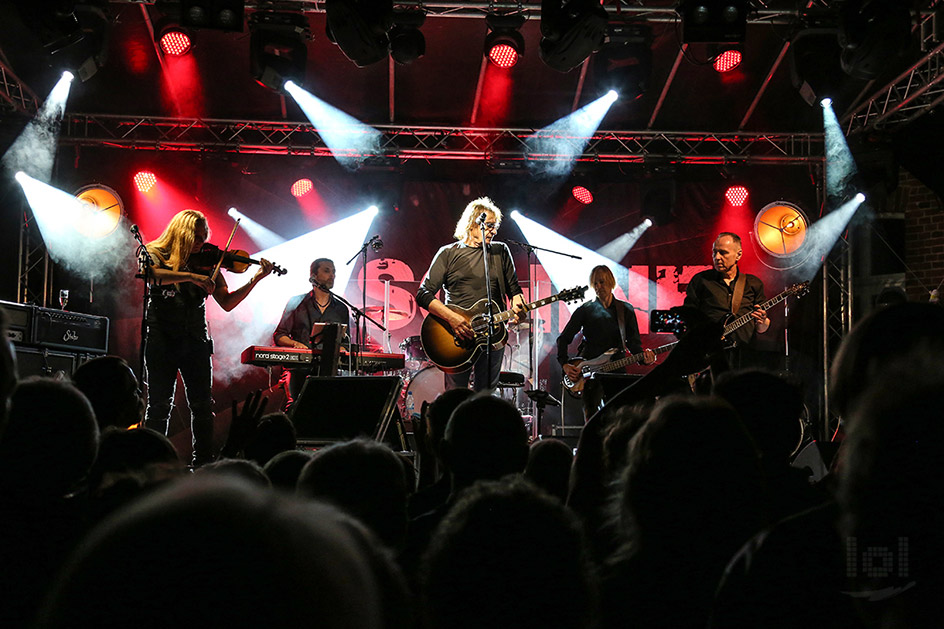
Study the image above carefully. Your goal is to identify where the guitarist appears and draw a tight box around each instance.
[416,197,528,392]
[557,265,656,414]
[683,232,769,368]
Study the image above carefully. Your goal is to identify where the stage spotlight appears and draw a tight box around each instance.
[594,24,652,100]
[712,47,742,72]
[678,0,749,43]
[325,0,394,67]
[62,71,75,82]
[158,27,193,56]
[838,0,911,80]
[855,192,865,203]
[821,97,832,108]
[572,185,593,204]
[725,185,749,207]
[291,178,314,198]
[181,0,244,32]
[74,184,124,239]
[754,201,809,257]
[48,4,110,82]
[250,12,310,91]
[390,10,426,65]
[485,13,526,68]
[134,171,157,193]
[539,0,609,73]
[227,207,284,250]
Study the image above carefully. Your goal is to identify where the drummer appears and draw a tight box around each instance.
[274,258,351,407]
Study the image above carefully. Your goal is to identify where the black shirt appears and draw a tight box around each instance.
[684,268,766,346]
[416,241,523,310]
[146,259,209,340]
[274,291,351,348]
[556,298,644,364]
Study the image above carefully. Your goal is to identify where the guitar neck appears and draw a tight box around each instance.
[722,289,794,337]
[493,293,564,324]
[595,341,678,374]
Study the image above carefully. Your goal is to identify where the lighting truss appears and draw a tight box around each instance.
[60,114,824,164]
[842,42,944,135]
[0,58,39,115]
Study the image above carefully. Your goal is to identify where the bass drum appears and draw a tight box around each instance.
[402,366,445,418]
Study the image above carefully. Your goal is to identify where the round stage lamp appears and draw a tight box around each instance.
[754,201,809,257]
[74,184,124,239]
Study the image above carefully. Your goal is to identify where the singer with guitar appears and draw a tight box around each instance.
[416,197,528,393]
[684,232,769,369]
[274,258,352,407]
[557,265,656,415]
[143,209,276,466]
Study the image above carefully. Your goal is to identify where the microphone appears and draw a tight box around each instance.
[370,235,384,252]
[130,224,140,235]
[476,212,488,224]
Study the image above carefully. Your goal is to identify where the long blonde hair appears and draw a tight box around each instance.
[453,197,502,241]
[146,210,208,271]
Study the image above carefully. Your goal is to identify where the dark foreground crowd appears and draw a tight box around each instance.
[0,301,941,628]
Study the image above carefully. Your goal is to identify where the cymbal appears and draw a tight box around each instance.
[364,306,410,321]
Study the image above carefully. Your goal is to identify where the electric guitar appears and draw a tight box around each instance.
[561,281,810,396]
[562,342,679,397]
[720,281,810,338]
[421,286,587,374]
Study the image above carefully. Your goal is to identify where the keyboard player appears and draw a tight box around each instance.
[274,258,351,407]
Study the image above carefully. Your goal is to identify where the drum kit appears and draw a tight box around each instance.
[396,320,532,421]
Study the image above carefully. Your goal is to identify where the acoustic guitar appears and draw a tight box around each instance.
[421,286,587,374]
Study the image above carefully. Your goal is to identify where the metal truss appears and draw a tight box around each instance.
[18,206,52,308]
[821,234,851,438]
[61,114,825,164]
[842,9,944,135]
[0,58,38,116]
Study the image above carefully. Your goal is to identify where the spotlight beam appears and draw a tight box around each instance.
[284,81,383,170]
[227,207,284,250]
[788,194,866,282]
[822,98,858,201]
[596,219,653,261]
[1,71,75,182]
[204,206,379,384]
[525,90,619,178]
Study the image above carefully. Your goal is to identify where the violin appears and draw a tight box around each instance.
[189,243,287,276]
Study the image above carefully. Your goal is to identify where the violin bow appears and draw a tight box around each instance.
[209,218,241,283]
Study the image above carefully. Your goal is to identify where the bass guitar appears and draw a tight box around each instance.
[421,286,587,374]
[562,342,678,397]
[561,281,810,396]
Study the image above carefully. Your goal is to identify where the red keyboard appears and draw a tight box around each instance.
[240,345,405,373]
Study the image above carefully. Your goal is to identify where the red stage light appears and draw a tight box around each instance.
[159,30,192,56]
[134,171,157,193]
[488,43,519,68]
[713,49,742,73]
[572,185,594,204]
[291,178,313,198]
[725,185,749,207]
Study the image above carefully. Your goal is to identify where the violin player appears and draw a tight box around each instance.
[143,209,275,466]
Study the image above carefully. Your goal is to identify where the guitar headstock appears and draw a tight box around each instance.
[788,281,811,298]
[559,286,588,303]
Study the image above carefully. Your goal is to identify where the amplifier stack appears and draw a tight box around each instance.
[1,299,110,379]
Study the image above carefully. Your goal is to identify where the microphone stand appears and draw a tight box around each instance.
[131,225,154,391]
[479,219,496,392]
[507,239,581,436]
[316,283,386,374]
[347,237,377,374]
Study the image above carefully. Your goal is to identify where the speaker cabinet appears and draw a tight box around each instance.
[14,346,81,380]
[290,376,402,444]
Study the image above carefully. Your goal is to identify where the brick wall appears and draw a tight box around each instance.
[897,170,944,302]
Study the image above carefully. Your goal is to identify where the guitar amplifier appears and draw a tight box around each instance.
[31,307,110,354]
[0,300,33,344]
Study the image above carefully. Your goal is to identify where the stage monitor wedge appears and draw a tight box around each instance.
[290,376,402,445]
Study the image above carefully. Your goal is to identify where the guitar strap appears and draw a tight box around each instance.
[731,273,747,316]
[614,300,629,353]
